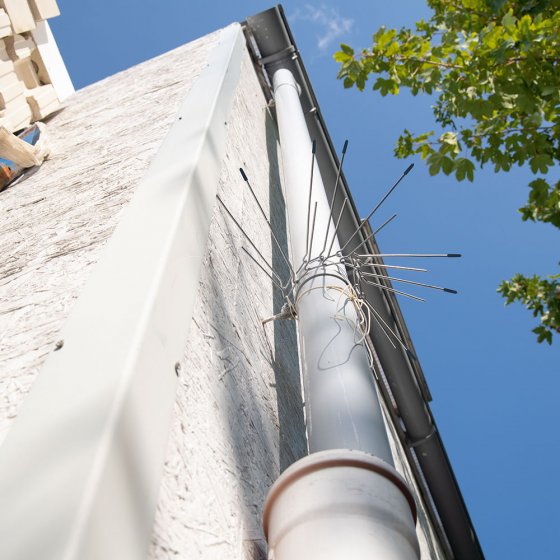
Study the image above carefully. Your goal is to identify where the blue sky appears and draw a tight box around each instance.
[52,1,559,557]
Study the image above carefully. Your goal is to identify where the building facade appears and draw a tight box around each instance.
[0,6,482,560]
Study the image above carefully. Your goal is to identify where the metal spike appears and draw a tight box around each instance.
[354,253,462,258]
[346,214,397,257]
[325,198,349,259]
[368,308,397,349]
[321,139,349,257]
[361,295,416,359]
[361,271,457,293]
[217,195,287,285]
[242,247,286,293]
[340,163,414,253]
[361,276,426,302]
[304,140,316,264]
[239,168,295,279]
[353,262,428,273]
[307,202,318,262]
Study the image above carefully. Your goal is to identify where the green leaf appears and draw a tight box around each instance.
[520,179,560,228]
[499,273,560,344]
[356,73,366,91]
[540,86,556,97]
[455,158,475,181]
[334,51,352,63]
[501,11,517,29]
[373,77,399,96]
[529,154,552,174]
[533,326,552,345]
[441,156,454,175]
[376,28,396,49]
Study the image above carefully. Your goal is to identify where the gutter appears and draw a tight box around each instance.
[244,6,483,559]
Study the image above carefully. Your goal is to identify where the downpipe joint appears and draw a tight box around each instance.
[263,449,419,560]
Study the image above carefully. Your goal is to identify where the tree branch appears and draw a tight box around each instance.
[419,126,554,146]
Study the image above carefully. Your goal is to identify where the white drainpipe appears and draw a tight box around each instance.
[263,68,420,560]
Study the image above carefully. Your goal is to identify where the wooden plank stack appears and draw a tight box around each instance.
[0,1,61,132]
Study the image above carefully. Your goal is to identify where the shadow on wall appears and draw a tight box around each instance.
[185,109,306,559]
[265,111,307,472]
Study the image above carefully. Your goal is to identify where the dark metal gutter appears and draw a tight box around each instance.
[243,6,484,560]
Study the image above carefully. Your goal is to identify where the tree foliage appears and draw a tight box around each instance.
[335,0,560,343]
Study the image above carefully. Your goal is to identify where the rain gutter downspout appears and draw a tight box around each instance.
[244,7,484,558]
[262,67,420,560]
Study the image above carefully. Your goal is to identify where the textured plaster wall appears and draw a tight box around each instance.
[0,33,219,445]
[148,48,306,559]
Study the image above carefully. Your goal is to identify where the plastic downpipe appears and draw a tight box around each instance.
[263,68,420,560]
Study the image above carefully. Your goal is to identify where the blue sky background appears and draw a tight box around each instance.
[51,1,559,557]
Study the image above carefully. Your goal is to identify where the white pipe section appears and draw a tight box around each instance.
[264,450,419,560]
[273,68,392,462]
[266,68,420,560]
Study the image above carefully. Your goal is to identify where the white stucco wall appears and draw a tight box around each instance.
[0,32,219,446]
[148,47,306,559]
